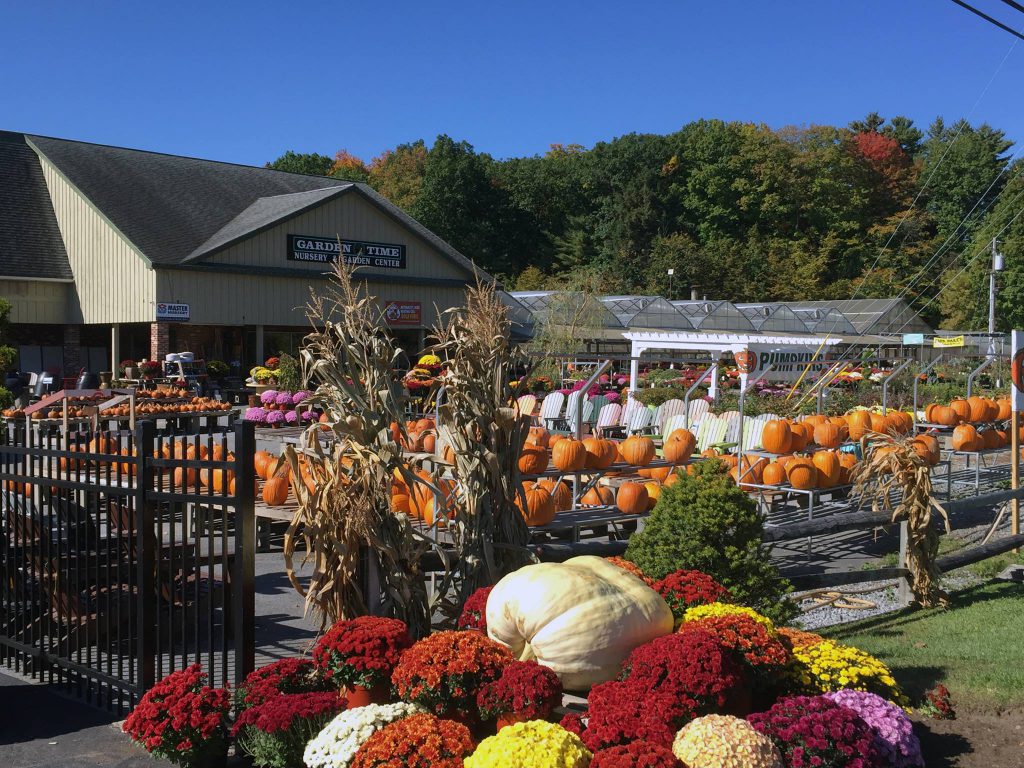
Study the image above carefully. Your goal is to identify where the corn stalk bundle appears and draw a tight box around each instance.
[282,260,437,636]
[851,433,950,608]
[428,279,534,620]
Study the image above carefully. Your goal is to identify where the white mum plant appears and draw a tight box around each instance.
[303,702,426,768]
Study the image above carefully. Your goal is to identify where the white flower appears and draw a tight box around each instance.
[303,702,425,768]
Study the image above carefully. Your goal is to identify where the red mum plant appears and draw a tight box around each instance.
[619,629,746,713]
[653,569,731,625]
[235,658,333,710]
[748,694,880,768]
[591,740,684,768]
[476,660,563,722]
[922,684,956,720]
[570,679,697,751]
[122,664,231,768]
[457,586,493,632]
[233,691,345,768]
[606,556,655,585]
[678,613,789,683]
[392,630,512,718]
[313,616,413,691]
[350,712,475,768]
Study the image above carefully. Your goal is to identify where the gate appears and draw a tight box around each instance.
[0,420,255,713]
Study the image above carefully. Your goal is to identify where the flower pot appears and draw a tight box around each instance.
[123,367,137,379]
[192,742,229,768]
[345,683,389,709]
[496,712,530,731]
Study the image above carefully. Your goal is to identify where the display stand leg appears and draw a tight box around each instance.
[1012,411,1020,551]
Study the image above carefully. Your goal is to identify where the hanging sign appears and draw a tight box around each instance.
[734,349,756,375]
[287,235,406,269]
[1011,330,1024,413]
[155,302,190,322]
[743,346,840,383]
[902,333,925,346]
[932,335,964,348]
[383,301,421,326]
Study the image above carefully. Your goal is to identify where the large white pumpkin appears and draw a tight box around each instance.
[485,555,673,690]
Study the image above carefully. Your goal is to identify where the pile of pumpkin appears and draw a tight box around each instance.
[395,417,438,453]
[924,395,1011,426]
[128,396,232,418]
[255,448,321,509]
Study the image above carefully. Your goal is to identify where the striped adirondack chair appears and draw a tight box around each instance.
[552,397,595,436]
[650,399,686,437]
[741,414,772,452]
[604,397,643,438]
[694,414,724,453]
[538,392,565,429]
[719,412,742,448]
[594,403,623,436]
[515,394,537,420]
[660,413,688,440]
[686,399,711,429]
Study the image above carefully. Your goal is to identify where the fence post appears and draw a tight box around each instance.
[897,521,912,607]
[134,420,157,695]
[232,420,256,685]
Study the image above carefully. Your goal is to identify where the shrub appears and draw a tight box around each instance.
[0,386,12,410]
[476,660,563,721]
[350,712,475,768]
[591,741,684,768]
[235,658,333,710]
[313,616,413,690]
[0,345,16,373]
[457,586,493,632]
[748,695,879,768]
[233,691,345,768]
[206,359,229,378]
[624,461,797,624]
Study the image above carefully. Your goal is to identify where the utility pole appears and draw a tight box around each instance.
[989,238,1004,360]
[667,268,674,299]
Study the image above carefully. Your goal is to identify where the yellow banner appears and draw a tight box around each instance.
[932,335,964,348]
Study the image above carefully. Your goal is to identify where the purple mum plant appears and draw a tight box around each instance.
[824,690,923,768]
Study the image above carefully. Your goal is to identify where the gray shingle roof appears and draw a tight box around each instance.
[0,131,72,279]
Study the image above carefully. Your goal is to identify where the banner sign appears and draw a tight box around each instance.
[155,302,190,322]
[383,301,421,326]
[933,335,964,348]
[902,333,925,346]
[1012,330,1024,413]
[287,235,406,269]
[737,347,841,383]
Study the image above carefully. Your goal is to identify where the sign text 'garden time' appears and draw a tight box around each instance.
[287,235,407,269]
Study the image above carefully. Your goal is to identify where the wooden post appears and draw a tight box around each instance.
[897,521,912,607]
[1012,410,1020,549]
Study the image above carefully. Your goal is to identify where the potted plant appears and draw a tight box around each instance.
[139,360,161,381]
[233,691,346,768]
[206,359,229,383]
[476,660,563,730]
[122,664,231,768]
[120,359,138,379]
[312,616,413,708]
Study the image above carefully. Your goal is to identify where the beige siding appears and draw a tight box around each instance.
[205,191,472,281]
[0,280,70,324]
[156,269,466,328]
[35,152,155,324]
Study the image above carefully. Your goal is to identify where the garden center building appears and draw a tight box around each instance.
[0,130,490,380]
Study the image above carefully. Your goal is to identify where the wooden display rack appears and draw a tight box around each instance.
[22,388,137,434]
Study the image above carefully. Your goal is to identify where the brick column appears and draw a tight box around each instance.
[150,322,170,362]
[63,325,82,378]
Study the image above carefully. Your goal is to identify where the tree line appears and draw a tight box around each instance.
[268,113,1023,331]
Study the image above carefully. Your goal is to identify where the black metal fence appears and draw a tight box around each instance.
[0,420,255,713]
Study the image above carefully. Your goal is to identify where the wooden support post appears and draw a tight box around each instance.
[1012,410,1020,550]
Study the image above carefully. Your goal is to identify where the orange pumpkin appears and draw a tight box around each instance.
[637,465,674,482]
[929,404,959,427]
[253,450,274,480]
[812,451,840,488]
[762,462,786,486]
[526,426,550,447]
[583,437,618,470]
[967,396,992,424]
[996,398,1012,421]
[909,435,939,466]
[421,433,436,454]
[789,422,811,452]
[581,485,616,507]
[539,478,572,511]
[804,414,828,427]
[619,436,656,466]
[869,412,889,435]
[262,476,289,506]
[813,422,843,449]
[837,452,858,484]
[391,493,411,515]
[551,438,587,472]
[518,481,555,526]
[762,420,793,454]
[663,429,697,464]
[952,424,980,452]
[786,457,817,490]
[615,482,649,515]
[886,411,912,435]
[174,465,198,489]
[518,445,549,475]
[643,481,661,510]
[950,399,971,424]
[994,429,1009,447]
[845,411,872,440]
[981,429,1002,451]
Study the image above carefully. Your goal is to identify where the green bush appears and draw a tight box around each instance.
[0,387,12,410]
[625,460,798,624]
[206,360,229,378]
[633,385,691,407]
[0,345,16,373]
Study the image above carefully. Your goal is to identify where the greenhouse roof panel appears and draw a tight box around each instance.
[598,295,694,330]
[671,300,756,331]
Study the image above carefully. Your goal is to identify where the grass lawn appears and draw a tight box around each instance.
[827,581,1024,712]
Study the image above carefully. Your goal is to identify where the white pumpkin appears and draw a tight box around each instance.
[485,555,673,690]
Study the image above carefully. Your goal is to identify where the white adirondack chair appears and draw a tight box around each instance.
[694,414,722,453]
[549,390,583,431]
[661,413,688,440]
[515,394,537,420]
[686,399,711,429]
[626,404,655,434]
[741,414,771,452]
[595,403,623,436]
[654,399,686,435]
[720,412,742,447]
[538,392,564,429]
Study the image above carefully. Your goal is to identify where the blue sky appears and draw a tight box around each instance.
[2,0,1022,165]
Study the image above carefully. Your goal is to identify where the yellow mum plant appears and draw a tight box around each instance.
[681,602,775,632]
[465,720,591,768]
[672,714,782,768]
[787,639,907,706]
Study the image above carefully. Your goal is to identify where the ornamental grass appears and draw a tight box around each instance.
[349,712,475,768]
[824,690,924,767]
[748,695,880,768]
[672,714,782,768]
[476,660,563,722]
[391,630,513,717]
[786,640,907,706]
[303,702,425,768]
[653,569,732,626]
[121,665,231,768]
[465,720,592,768]
[312,616,414,690]
[590,740,684,768]
[233,691,345,768]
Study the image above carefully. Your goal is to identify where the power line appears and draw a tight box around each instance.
[949,0,1024,41]
[998,0,1024,17]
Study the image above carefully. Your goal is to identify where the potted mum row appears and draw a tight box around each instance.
[245,390,322,427]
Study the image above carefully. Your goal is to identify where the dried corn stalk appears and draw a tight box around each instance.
[282,259,437,636]
[428,279,534,621]
[851,433,950,607]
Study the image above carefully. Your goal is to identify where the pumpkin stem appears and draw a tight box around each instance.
[518,642,536,662]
